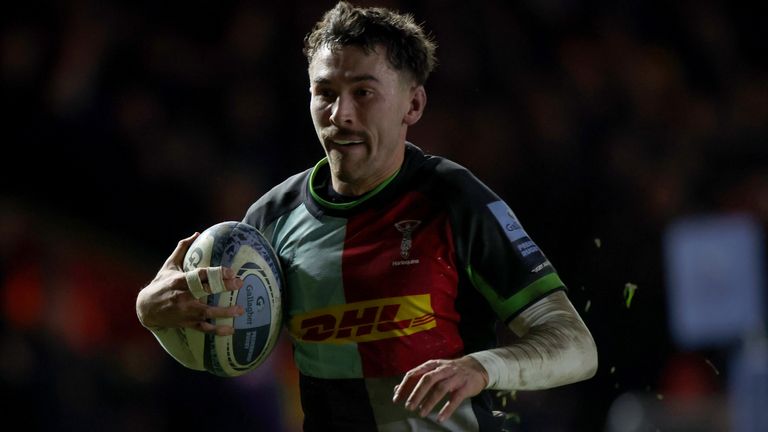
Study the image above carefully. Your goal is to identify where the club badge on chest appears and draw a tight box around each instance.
[393,220,421,266]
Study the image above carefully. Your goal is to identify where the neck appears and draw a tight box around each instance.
[331,166,400,196]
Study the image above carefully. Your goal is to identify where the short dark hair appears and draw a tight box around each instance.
[303,1,437,85]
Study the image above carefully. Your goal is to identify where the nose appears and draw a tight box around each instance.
[329,94,354,126]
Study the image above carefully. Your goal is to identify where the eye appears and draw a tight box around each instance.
[354,88,373,97]
[313,87,336,100]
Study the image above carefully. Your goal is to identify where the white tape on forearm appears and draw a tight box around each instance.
[468,292,598,390]
[185,270,208,299]
[467,350,507,389]
[206,266,226,295]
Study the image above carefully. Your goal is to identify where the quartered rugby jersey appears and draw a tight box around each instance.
[243,143,565,431]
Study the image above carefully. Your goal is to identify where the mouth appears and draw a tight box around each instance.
[331,139,365,146]
[326,130,367,148]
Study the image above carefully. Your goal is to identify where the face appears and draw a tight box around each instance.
[309,44,425,196]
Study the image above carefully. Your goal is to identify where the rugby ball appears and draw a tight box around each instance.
[181,221,283,377]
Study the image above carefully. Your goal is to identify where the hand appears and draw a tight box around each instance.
[135,232,244,336]
[392,356,489,423]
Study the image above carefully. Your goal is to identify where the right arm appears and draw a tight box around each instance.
[135,233,244,367]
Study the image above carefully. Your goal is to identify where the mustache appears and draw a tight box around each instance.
[322,127,368,141]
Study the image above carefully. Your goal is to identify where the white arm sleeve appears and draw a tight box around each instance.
[467,290,597,390]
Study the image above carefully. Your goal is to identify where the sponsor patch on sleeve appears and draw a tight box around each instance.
[487,200,542,257]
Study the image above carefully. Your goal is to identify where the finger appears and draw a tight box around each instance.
[183,320,235,336]
[196,281,241,296]
[221,267,245,291]
[416,373,461,417]
[165,232,200,269]
[186,268,209,299]
[198,267,243,294]
[206,266,227,295]
[184,293,244,320]
[205,304,245,320]
[187,267,226,297]
[181,305,240,334]
[436,387,472,423]
[406,365,455,412]
[212,325,236,337]
[394,360,442,403]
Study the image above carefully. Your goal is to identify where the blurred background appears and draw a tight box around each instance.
[1,0,766,430]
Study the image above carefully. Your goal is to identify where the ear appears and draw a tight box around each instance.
[403,85,427,126]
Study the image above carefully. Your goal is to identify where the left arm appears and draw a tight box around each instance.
[392,290,597,422]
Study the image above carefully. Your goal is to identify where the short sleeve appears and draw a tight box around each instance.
[438,161,566,322]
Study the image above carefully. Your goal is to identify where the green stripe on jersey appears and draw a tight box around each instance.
[466,268,564,322]
[271,204,363,378]
[309,158,400,210]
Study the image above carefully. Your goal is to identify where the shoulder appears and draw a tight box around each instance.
[413,149,502,208]
[243,168,311,230]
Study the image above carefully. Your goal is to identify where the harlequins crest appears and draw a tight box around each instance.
[394,220,421,259]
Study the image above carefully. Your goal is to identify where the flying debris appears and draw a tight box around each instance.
[704,358,720,375]
[624,283,638,308]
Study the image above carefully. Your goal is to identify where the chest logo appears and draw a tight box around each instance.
[290,294,436,344]
[393,220,421,265]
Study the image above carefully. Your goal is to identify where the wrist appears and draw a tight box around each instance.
[467,350,509,389]
[460,355,490,388]
[135,289,160,330]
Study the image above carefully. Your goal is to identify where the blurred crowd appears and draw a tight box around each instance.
[2,0,766,430]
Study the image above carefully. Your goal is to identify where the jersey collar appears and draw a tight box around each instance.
[305,142,424,216]
[309,158,401,211]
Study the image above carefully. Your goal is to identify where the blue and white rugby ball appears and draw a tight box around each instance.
[181,221,284,377]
